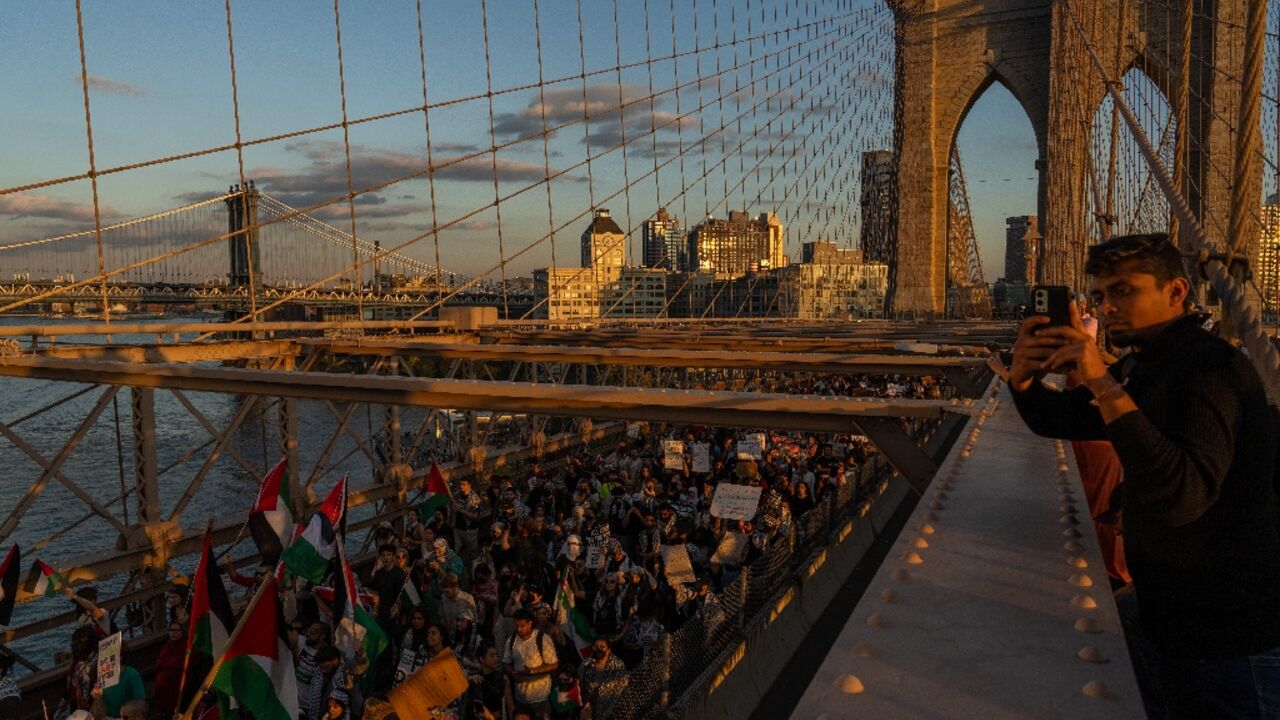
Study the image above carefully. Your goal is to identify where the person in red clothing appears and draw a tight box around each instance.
[1069,312,1129,587]
[152,619,189,716]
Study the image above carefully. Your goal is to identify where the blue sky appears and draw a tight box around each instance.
[1,2,1272,284]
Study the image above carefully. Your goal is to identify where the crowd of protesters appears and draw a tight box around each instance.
[39,373,940,720]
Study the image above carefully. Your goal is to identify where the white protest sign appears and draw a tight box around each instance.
[690,442,711,473]
[663,440,685,470]
[627,423,641,439]
[709,484,763,521]
[737,436,762,460]
[712,532,750,565]
[97,631,122,688]
[661,544,697,586]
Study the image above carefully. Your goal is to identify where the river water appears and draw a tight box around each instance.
[0,316,400,673]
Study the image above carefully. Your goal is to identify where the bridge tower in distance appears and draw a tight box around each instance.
[225,181,262,288]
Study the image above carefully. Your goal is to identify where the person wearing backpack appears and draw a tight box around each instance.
[503,607,559,720]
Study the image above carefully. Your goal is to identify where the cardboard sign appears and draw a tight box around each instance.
[709,484,763,521]
[663,440,685,470]
[737,436,762,460]
[661,544,697,585]
[712,532,750,565]
[627,423,641,439]
[690,442,711,473]
[388,648,469,719]
[96,632,122,688]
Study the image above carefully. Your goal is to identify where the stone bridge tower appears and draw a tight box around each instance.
[888,0,1256,314]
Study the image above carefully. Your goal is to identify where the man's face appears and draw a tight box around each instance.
[380,550,394,565]
[305,625,324,646]
[1088,261,1187,347]
[514,618,534,638]
[443,585,458,600]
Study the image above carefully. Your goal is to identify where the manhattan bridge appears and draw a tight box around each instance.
[0,1,1277,718]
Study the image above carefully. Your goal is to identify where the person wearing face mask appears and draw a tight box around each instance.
[578,638,627,720]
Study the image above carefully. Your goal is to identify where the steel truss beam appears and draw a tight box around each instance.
[0,356,968,435]
[306,340,986,377]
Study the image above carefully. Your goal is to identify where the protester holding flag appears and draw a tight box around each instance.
[153,619,189,716]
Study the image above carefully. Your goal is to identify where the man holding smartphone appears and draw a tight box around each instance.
[1009,233,1280,718]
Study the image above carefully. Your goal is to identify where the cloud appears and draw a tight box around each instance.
[78,74,146,97]
[491,84,696,156]
[0,193,122,224]
[454,219,499,232]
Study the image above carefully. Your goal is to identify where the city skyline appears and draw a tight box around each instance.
[0,0,1044,286]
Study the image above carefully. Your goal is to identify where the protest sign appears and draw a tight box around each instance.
[690,442,711,473]
[627,423,641,439]
[585,524,610,569]
[389,648,469,719]
[712,532,750,565]
[663,440,685,470]
[737,436,762,460]
[661,544,697,585]
[97,632,122,688]
[709,484,762,520]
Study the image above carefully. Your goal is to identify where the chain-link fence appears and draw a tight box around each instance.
[602,431,921,720]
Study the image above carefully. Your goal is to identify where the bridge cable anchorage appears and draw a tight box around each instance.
[1063,0,1280,404]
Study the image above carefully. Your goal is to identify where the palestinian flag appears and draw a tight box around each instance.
[397,575,422,611]
[210,577,298,720]
[188,530,235,669]
[416,462,450,525]
[556,569,596,658]
[0,543,18,626]
[333,538,388,668]
[248,458,293,564]
[280,476,346,583]
[24,559,64,599]
[553,682,583,713]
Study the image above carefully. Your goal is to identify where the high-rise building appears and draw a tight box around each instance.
[1004,215,1039,284]
[687,210,786,278]
[1259,194,1280,315]
[534,208,661,321]
[642,208,685,270]
[859,150,895,264]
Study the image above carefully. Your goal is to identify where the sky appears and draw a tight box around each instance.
[1,1,1274,285]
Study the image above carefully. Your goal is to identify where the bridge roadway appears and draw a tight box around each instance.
[782,380,1143,719]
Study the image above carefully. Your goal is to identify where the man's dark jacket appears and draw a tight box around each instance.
[1012,315,1280,659]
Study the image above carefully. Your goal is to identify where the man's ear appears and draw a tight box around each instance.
[1168,276,1191,308]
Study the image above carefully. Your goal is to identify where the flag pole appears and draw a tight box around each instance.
[174,559,279,720]
[174,520,213,719]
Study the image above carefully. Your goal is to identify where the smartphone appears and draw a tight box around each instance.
[1029,285,1072,327]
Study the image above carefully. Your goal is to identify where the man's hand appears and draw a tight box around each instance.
[1036,302,1109,388]
[1010,315,1064,392]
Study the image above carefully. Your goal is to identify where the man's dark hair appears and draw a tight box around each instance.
[513,607,535,622]
[1085,233,1189,286]
[315,645,342,664]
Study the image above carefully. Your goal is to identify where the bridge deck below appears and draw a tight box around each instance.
[788,382,1143,719]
